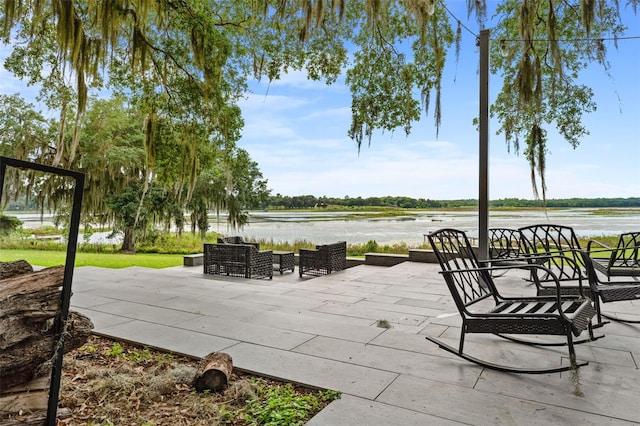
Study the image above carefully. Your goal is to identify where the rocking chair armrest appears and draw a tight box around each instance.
[586,239,612,253]
[443,260,588,303]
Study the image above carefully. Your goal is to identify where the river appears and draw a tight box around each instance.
[210,209,640,246]
[12,208,640,246]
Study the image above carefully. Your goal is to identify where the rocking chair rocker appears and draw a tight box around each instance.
[426,228,598,374]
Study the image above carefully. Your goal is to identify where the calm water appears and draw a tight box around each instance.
[14,209,640,246]
[212,209,640,246]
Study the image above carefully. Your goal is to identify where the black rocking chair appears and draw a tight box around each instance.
[578,249,640,325]
[427,228,598,374]
[586,232,640,280]
[517,224,590,297]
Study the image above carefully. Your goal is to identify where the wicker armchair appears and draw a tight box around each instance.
[299,241,346,277]
[204,243,273,279]
[426,228,597,374]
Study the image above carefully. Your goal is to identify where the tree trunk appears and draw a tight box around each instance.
[192,352,233,393]
[120,227,136,253]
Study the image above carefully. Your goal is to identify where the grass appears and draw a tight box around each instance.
[0,249,183,268]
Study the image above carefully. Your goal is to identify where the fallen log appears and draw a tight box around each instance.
[193,352,233,393]
[0,266,65,350]
[0,260,33,280]
[0,310,93,392]
[0,377,49,417]
[0,266,94,392]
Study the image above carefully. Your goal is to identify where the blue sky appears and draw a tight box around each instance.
[1,4,638,201]
[238,4,640,200]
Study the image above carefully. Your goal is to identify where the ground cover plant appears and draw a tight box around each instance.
[51,336,340,425]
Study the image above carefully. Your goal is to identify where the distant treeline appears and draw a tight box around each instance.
[265,195,640,209]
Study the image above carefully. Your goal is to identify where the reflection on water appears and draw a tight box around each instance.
[12,209,640,246]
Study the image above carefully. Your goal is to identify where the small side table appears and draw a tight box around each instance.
[272,251,295,274]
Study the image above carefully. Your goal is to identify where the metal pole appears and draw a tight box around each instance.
[478,29,490,262]
[0,157,85,426]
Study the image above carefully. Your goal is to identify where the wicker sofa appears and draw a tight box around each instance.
[299,241,347,277]
[204,243,273,279]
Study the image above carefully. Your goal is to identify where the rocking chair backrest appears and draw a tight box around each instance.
[428,229,495,312]
[489,228,522,260]
[612,232,640,268]
[517,224,583,281]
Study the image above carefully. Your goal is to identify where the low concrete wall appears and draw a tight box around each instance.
[183,254,203,267]
[408,249,438,263]
[346,257,365,268]
[364,253,408,267]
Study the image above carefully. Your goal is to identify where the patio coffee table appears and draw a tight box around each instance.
[272,251,295,274]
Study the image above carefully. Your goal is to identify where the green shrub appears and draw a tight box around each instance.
[0,214,22,235]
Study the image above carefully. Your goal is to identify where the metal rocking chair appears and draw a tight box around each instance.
[517,224,591,297]
[578,249,640,325]
[427,228,598,374]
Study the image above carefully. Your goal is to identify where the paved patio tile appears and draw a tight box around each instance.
[249,310,385,343]
[161,280,284,299]
[72,307,135,330]
[355,300,444,317]
[82,299,202,325]
[71,291,120,309]
[307,394,465,426]
[368,328,456,357]
[224,342,398,400]
[376,373,637,425]
[176,314,316,350]
[476,362,640,423]
[293,336,482,387]
[150,294,279,322]
[98,320,239,358]
[281,288,365,304]
[275,306,377,327]
[229,291,329,310]
[314,301,428,326]
[362,294,403,304]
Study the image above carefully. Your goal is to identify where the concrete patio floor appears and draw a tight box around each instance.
[70,261,640,425]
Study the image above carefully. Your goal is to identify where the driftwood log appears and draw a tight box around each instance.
[0,263,94,418]
[193,352,233,393]
[0,260,33,280]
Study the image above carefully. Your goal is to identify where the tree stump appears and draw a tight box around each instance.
[192,352,233,393]
[0,259,33,279]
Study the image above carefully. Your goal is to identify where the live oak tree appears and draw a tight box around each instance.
[1,0,637,206]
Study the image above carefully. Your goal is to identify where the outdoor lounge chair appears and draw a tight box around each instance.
[204,243,273,279]
[488,228,523,264]
[586,232,640,280]
[517,224,589,297]
[426,228,597,374]
[578,249,640,324]
[299,241,346,277]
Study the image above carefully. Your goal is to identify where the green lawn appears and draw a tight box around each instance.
[0,249,184,269]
